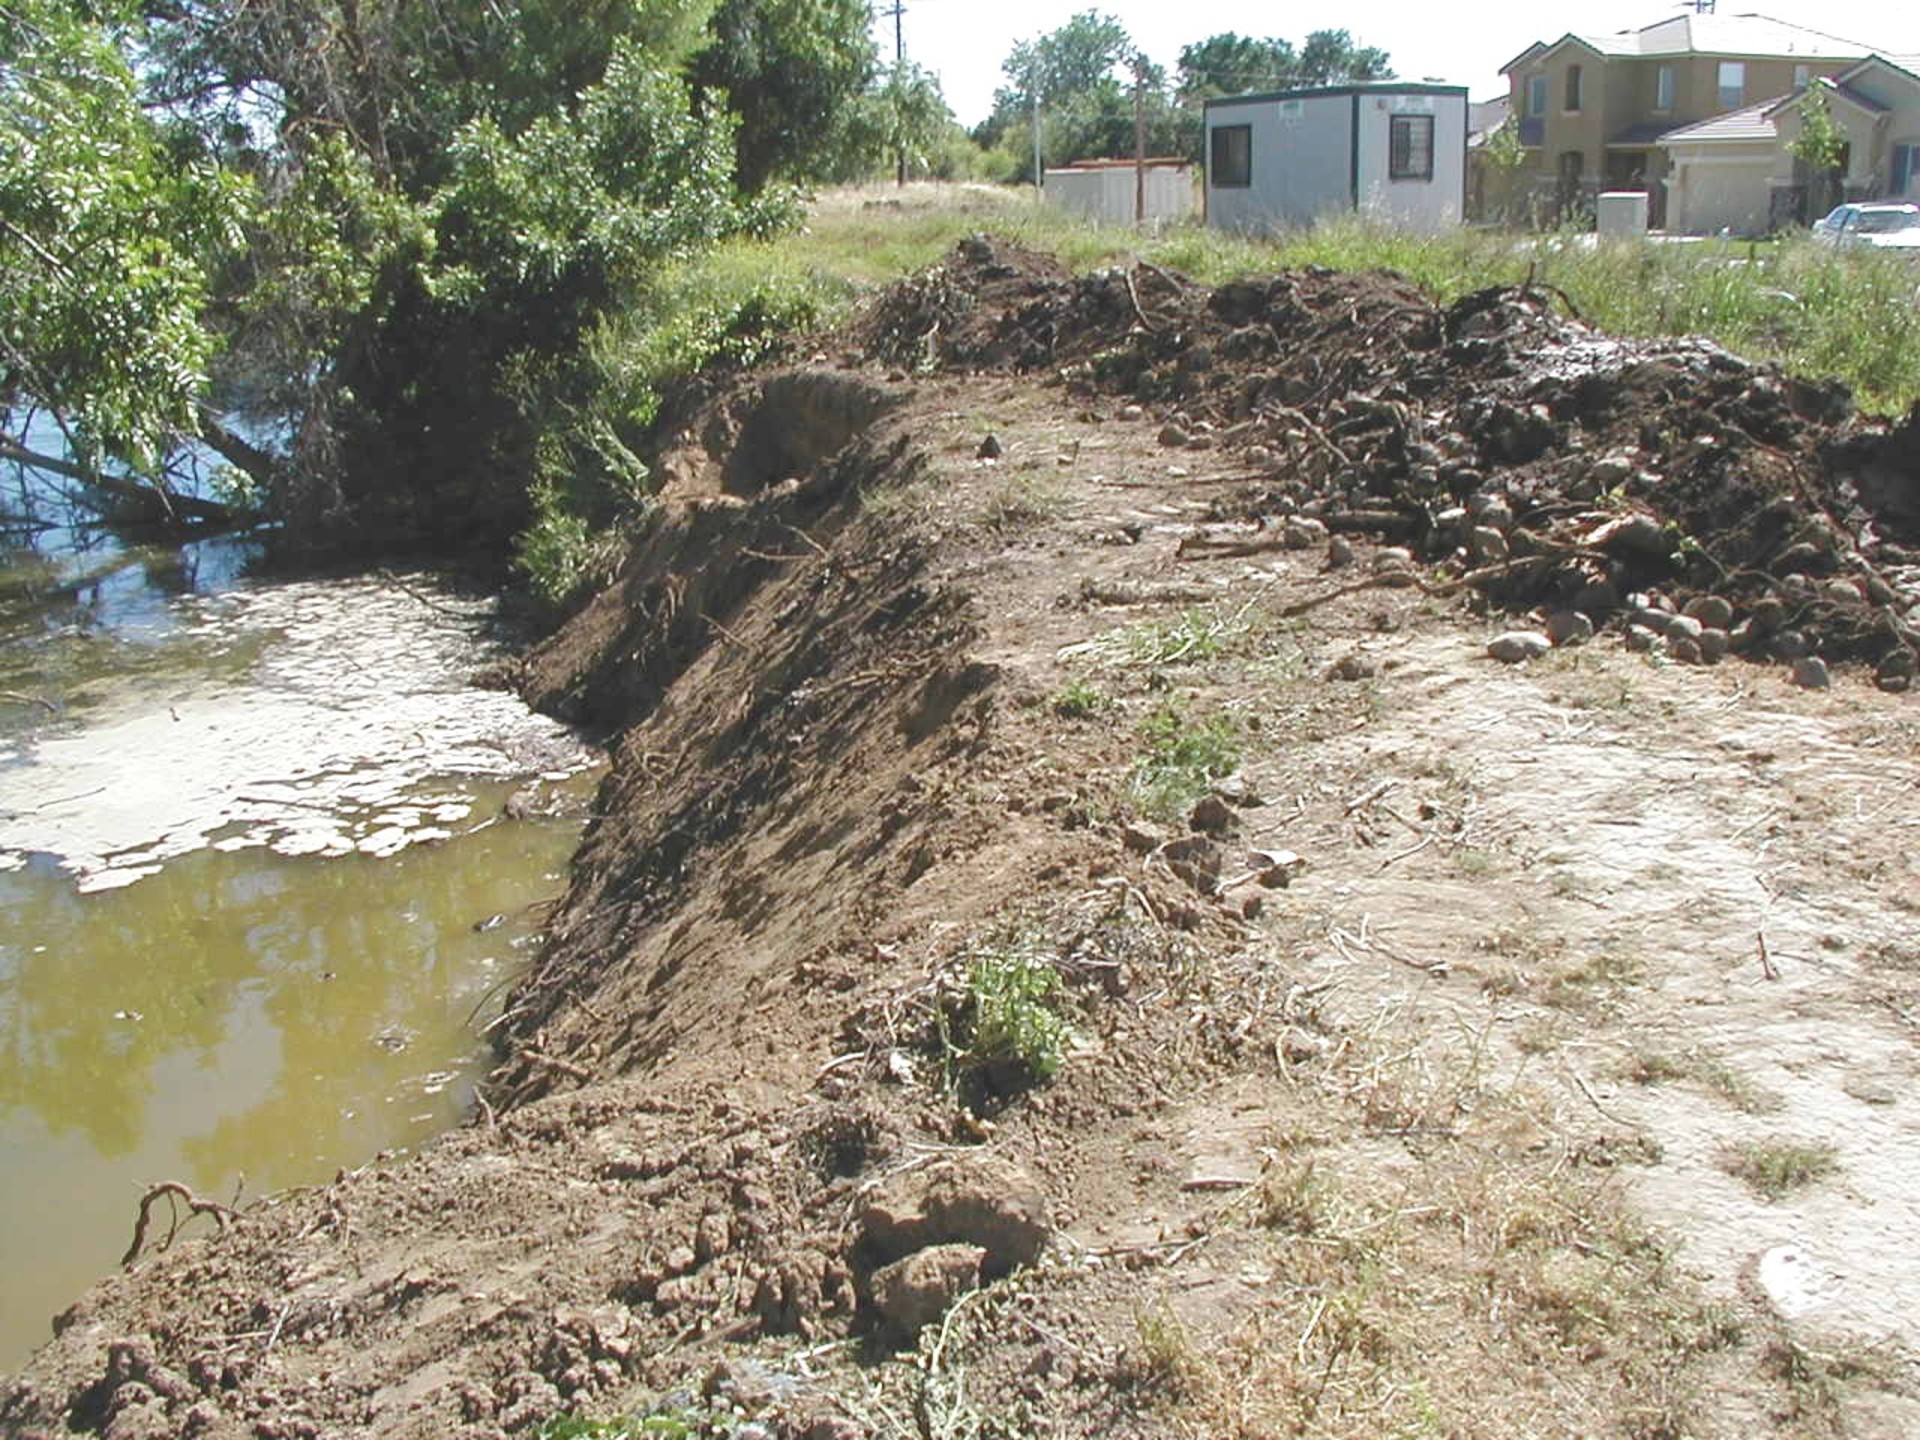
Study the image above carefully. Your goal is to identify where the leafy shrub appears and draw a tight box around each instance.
[967,942,1071,1081]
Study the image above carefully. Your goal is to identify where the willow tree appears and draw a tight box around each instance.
[3,0,877,553]
[0,0,255,519]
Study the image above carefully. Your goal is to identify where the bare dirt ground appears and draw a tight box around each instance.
[5,240,1918,1440]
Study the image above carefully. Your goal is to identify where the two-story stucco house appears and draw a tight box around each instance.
[1655,53,1920,233]
[1502,13,1870,225]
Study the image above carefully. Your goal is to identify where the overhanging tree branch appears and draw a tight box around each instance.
[0,434,236,526]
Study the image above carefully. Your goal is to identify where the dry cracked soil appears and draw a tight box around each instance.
[5,238,1919,1440]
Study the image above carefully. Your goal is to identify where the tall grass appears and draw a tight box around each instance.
[759,186,1920,415]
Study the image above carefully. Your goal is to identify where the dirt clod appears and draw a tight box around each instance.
[869,1243,985,1339]
[858,1155,1050,1279]
[1488,631,1551,664]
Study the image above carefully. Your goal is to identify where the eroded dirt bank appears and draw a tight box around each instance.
[5,241,1919,1440]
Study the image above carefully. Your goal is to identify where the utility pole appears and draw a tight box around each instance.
[1131,53,1149,227]
[884,0,907,186]
[1031,71,1043,204]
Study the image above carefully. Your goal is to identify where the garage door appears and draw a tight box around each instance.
[1674,157,1774,235]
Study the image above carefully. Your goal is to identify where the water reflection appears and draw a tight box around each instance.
[0,424,599,1373]
[2,433,261,745]
[0,800,582,1369]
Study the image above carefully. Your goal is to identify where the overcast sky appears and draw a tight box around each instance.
[875,1,1920,126]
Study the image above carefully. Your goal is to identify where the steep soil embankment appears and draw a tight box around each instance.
[6,239,1920,1440]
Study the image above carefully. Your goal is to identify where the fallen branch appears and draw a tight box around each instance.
[122,1181,239,1267]
[375,569,487,621]
[0,436,234,527]
[1122,266,1159,333]
[1176,530,1287,560]
[0,690,58,714]
[521,1048,591,1081]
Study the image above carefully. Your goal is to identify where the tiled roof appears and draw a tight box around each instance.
[1506,12,1877,72]
[1832,54,1920,91]
[1657,101,1778,146]
[1761,73,1901,120]
[1579,14,1873,59]
[1468,95,1510,145]
[1831,81,1892,113]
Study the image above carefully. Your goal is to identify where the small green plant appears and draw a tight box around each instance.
[978,472,1064,531]
[516,476,634,606]
[1618,1049,1784,1114]
[1725,1139,1840,1200]
[1452,847,1497,878]
[1130,703,1241,822]
[1127,1298,1205,1398]
[1050,677,1112,719]
[1691,1056,1782,1114]
[540,1407,716,1439]
[1624,1049,1689,1086]
[1113,607,1250,668]
[1254,1156,1327,1235]
[1539,947,1644,1012]
[939,931,1072,1089]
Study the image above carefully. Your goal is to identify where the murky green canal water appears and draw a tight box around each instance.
[0,480,597,1368]
[0,808,582,1365]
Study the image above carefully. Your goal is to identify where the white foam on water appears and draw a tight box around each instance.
[0,574,593,887]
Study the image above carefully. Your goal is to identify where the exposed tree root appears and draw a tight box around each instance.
[121,1183,239,1268]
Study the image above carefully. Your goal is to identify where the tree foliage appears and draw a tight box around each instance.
[976,11,1184,180]
[1176,29,1393,105]
[972,18,1395,178]
[821,62,976,184]
[1787,83,1848,214]
[989,9,1136,121]
[688,0,876,192]
[1,0,881,556]
[0,0,251,477]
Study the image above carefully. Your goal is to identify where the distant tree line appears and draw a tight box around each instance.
[971,13,1394,181]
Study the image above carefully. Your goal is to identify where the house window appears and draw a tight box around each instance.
[1389,114,1435,180]
[1717,61,1745,110]
[1794,64,1812,88]
[1656,65,1674,110]
[1565,64,1583,112]
[1528,74,1548,117]
[1210,124,1252,188]
[1895,142,1919,196]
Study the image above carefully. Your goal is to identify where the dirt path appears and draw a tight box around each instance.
[4,244,1917,1440]
[1290,629,1920,1427]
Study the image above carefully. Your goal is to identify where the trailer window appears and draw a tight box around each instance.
[1211,124,1252,187]
[1390,114,1434,181]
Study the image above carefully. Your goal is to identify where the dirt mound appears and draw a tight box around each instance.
[865,236,1919,685]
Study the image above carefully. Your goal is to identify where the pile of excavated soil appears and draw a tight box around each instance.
[863,235,1920,684]
[5,239,1918,1440]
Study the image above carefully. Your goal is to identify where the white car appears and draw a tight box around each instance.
[1811,202,1920,252]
